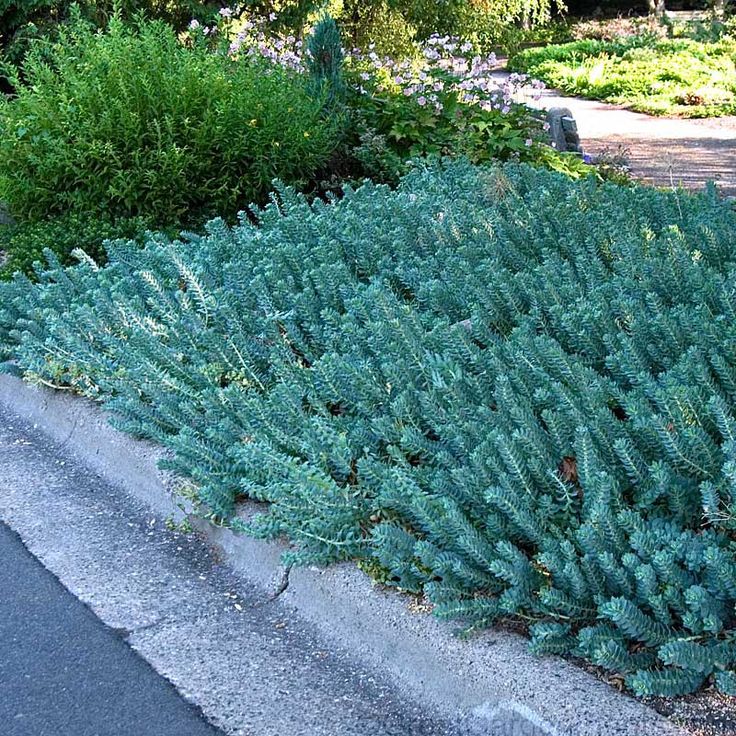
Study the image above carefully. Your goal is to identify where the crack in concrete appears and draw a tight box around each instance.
[252,562,294,607]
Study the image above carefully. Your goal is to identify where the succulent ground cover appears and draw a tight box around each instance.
[3,160,736,697]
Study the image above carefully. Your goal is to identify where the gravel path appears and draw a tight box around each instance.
[495,71,736,196]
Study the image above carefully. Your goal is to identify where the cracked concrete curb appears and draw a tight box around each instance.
[0,373,686,736]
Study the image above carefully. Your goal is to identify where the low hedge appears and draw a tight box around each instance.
[3,160,736,697]
[0,213,152,279]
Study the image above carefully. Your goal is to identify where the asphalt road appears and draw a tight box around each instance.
[0,520,223,736]
[0,405,465,736]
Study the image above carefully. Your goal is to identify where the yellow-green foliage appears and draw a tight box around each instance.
[0,17,342,225]
[510,36,736,117]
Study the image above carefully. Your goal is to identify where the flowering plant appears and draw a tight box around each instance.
[181,12,586,185]
[185,7,306,72]
[346,35,550,170]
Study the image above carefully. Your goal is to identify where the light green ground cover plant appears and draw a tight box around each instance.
[3,160,736,697]
[509,35,736,117]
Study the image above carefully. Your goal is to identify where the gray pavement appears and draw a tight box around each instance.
[0,405,466,736]
[0,373,688,736]
[0,520,223,736]
[494,69,736,196]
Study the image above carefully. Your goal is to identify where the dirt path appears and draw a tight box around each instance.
[494,71,736,196]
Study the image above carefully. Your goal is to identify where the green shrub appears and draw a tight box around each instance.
[270,0,562,57]
[0,17,343,226]
[0,1,221,65]
[305,15,346,106]
[509,36,736,117]
[0,213,150,279]
[3,160,736,696]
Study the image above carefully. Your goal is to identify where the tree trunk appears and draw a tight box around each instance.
[647,0,666,16]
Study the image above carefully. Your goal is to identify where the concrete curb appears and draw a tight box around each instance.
[0,373,685,736]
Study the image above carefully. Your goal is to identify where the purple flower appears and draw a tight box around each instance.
[188,19,200,30]
[219,7,232,17]
[417,95,427,106]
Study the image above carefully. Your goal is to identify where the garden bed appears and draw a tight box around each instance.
[3,161,736,699]
[510,36,736,117]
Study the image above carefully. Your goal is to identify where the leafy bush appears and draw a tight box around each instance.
[0,212,151,279]
[0,17,342,225]
[266,0,563,57]
[3,160,736,697]
[569,15,666,43]
[0,0,221,65]
[509,35,736,117]
[403,0,562,51]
